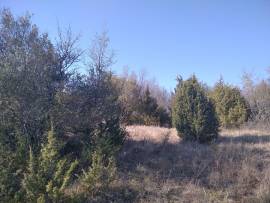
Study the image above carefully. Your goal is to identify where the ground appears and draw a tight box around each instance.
[110,125,270,203]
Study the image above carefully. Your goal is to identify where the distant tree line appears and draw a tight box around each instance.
[114,71,171,127]
[241,72,270,127]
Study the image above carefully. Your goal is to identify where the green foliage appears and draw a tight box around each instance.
[135,86,159,125]
[0,146,22,202]
[123,85,171,126]
[172,75,219,142]
[0,7,265,203]
[0,130,27,202]
[81,151,116,197]
[22,128,78,202]
[140,86,159,117]
[0,9,124,202]
[138,86,171,126]
[91,118,126,159]
[115,75,171,127]
[61,33,126,163]
[0,9,57,150]
[156,106,172,127]
[211,78,249,128]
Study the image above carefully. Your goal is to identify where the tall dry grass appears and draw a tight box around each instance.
[112,125,270,203]
[68,125,270,202]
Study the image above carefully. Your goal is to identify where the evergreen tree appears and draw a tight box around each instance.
[139,86,159,125]
[81,150,116,197]
[22,127,78,202]
[141,86,159,116]
[134,85,171,126]
[172,75,219,142]
[211,78,249,128]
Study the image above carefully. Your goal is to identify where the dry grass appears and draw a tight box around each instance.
[109,125,270,203]
[126,125,179,144]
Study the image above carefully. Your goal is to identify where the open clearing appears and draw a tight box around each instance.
[111,126,270,203]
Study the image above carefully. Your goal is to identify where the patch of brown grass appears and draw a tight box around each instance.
[126,125,179,144]
[113,125,270,203]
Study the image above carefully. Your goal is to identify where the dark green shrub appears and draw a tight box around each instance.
[211,78,249,128]
[156,106,172,127]
[0,129,28,202]
[90,117,126,158]
[172,75,219,142]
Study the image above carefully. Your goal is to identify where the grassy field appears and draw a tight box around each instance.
[103,125,270,203]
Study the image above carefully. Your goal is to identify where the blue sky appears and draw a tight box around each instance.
[1,0,270,90]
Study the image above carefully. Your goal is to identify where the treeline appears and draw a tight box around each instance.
[242,72,270,127]
[114,71,171,127]
[0,9,269,202]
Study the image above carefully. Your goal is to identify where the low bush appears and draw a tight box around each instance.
[22,128,78,202]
